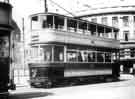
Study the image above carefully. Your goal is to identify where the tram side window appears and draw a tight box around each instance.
[78,51,83,62]
[81,51,88,62]
[54,46,64,62]
[90,24,96,35]
[86,24,92,35]
[67,19,77,32]
[105,53,111,62]
[67,51,78,62]
[97,52,104,62]
[88,52,96,62]
[40,46,52,61]
[78,22,87,33]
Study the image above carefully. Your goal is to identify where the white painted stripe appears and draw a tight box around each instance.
[64,69,112,77]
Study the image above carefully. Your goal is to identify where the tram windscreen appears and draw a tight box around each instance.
[31,16,41,30]
[42,15,53,28]
[30,45,52,62]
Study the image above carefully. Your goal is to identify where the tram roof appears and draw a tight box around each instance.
[29,12,119,31]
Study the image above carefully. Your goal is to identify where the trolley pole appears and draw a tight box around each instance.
[44,0,48,13]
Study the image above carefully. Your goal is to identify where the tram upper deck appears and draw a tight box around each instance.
[29,13,119,48]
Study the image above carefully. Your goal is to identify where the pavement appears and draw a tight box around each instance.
[9,74,135,99]
[119,74,134,80]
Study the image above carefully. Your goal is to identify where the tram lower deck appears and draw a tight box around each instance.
[29,62,119,88]
[29,43,120,88]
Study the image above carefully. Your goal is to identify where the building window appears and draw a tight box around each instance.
[134,16,135,27]
[123,31,129,41]
[124,49,130,58]
[91,18,97,23]
[131,48,135,57]
[101,17,108,25]
[112,16,118,27]
[120,49,124,58]
[123,16,129,27]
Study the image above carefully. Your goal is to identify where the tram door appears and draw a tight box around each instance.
[0,31,10,92]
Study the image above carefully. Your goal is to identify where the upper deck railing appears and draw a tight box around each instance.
[29,13,119,40]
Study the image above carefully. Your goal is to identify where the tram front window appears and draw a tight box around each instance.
[54,16,64,29]
[31,16,41,30]
[31,46,40,62]
[42,15,53,28]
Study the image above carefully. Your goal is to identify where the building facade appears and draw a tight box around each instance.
[76,3,135,73]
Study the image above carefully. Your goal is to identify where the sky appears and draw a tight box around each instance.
[0,0,133,30]
[8,0,135,28]
[9,0,96,34]
[0,0,131,30]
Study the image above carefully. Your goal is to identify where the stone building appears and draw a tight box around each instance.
[76,0,135,73]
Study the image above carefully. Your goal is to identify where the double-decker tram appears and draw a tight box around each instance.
[29,13,120,88]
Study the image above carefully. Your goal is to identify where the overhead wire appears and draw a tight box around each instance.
[48,0,76,17]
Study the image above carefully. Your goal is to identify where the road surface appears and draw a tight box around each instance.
[9,75,135,99]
